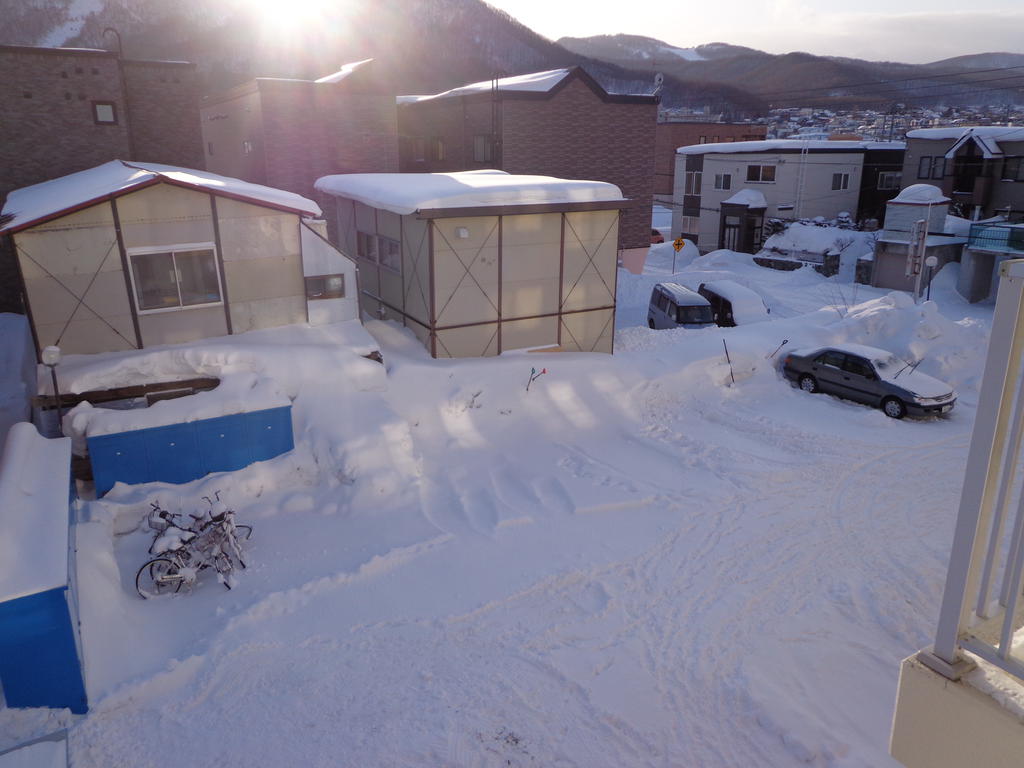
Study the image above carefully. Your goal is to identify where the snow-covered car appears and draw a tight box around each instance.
[648,283,715,329]
[780,343,956,419]
[651,228,665,244]
[697,280,770,327]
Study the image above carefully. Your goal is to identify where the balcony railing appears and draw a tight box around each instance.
[968,222,1024,254]
[925,259,1024,682]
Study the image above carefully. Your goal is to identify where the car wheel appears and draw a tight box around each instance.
[648,319,655,329]
[798,374,818,393]
[882,397,907,419]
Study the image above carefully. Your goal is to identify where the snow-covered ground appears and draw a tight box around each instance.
[2,248,996,766]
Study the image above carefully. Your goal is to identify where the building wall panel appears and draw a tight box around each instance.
[116,183,216,248]
[561,210,618,312]
[501,315,558,353]
[434,323,499,359]
[138,305,226,347]
[401,215,431,326]
[500,213,561,319]
[14,204,136,354]
[432,215,500,327]
[561,308,614,353]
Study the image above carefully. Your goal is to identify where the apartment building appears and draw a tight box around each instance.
[200,59,399,202]
[653,121,767,204]
[671,139,905,253]
[902,126,1024,220]
[396,67,658,269]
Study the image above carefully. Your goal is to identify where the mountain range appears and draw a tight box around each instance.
[2,0,1021,112]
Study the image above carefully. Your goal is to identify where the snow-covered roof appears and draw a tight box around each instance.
[658,282,709,306]
[677,139,904,155]
[907,126,1024,143]
[0,423,72,602]
[314,58,373,84]
[1,160,321,234]
[315,171,625,215]
[891,184,950,205]
[398,68,571,104]
[722,189,768,208]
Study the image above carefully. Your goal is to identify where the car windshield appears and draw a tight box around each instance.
[872,354,901,375]
[677,305,713,324]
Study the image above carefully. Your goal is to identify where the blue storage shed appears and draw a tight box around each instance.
[0,423,88,715]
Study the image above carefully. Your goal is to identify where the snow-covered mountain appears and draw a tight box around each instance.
[558,33,1024,107]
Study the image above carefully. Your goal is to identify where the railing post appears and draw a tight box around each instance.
[927,260,1024,675]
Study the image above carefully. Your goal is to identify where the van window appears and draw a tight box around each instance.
[656,292,670,312]
[678,305,713,324]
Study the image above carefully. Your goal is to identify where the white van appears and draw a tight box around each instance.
[647,282,715,330]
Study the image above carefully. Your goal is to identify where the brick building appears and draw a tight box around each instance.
[200,60,400,202]
[653,121,767,203]
[397,67,659,267]
[0,44,204,313]
[0,45,203,204]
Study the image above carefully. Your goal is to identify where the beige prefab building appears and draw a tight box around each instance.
[315,171,626,358]
[1,160,361,357]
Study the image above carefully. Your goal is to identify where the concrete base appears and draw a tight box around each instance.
[891,653,1024,768]
[620,247,649,275]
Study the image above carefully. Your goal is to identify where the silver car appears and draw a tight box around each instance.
[781,343,956,419]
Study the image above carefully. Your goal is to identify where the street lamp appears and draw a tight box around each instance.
[925,255,939,302]
[42,345,64,436]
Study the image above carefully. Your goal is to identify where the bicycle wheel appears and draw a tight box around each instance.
[136,558,184,599]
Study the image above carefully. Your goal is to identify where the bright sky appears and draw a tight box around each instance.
[485,0,1024,63]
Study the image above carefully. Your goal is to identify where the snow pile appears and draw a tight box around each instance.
[762,222,877,259]
[892,184,950,205]
[0,423,71,602]
[315,171,624,215]
[45,321,383,400]
[62,373,289,448]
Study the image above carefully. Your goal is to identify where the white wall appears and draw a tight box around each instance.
[673,151,866,252]
[300,221,359,326]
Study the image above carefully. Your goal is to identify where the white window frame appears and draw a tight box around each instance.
[684,171,702,196]
[125,242,224,315]
[746,165,776,183]
[714,173,732,191]
[831,172,850,191]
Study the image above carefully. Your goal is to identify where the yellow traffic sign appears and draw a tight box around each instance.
[673,237,685,252]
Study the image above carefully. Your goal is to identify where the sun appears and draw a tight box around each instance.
[249,0,333,33]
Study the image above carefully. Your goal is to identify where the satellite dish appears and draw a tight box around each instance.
[654,72,665,87]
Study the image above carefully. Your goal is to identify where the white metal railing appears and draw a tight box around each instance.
[926,258,1024,680]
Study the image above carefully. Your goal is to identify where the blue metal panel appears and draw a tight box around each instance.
[196,413,253,474]
[0,587,88,714]
[88,429,150,496]
[144,423,203,485]
[245,407,294,463]
[88,406,293,496]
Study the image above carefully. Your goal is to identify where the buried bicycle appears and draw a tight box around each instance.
[135,493,253,599]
